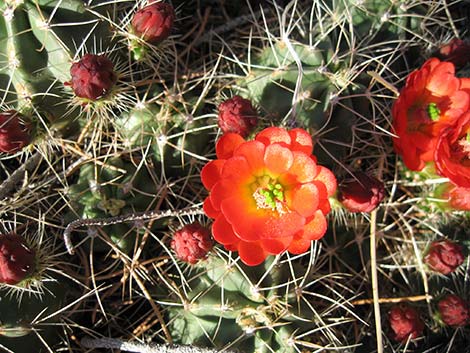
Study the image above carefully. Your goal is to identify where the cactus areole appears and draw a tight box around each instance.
[201,127,337,266]
[0,233,35,285]
[66,54,117,101]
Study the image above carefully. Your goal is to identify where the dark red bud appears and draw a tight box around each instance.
[170,222,213,264]
[424,239,464,275]
[437,294,469,327]
[435,39,470,68]
[0,233,35,285]
[67,54,117,100]
[218,96,258,137]
[0,110,31,153]
[338,172,385,213]
[131,3,175,44]
[388,304,424,342]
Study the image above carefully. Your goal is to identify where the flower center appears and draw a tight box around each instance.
[457,132,470,157]
[252,177,285,212]
[427,103,440,121]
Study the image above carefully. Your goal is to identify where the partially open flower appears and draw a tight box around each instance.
[392,58,469,171]
[218,96,259,137]
[388,304,424,342]
[337,172,385,213]
[437,294,469,327]
[131,2,175,44]
[170,222,213,264]
[67,54,117,100]
[0,110,31,153]
[201,127,337,266]
[435,111,470,188]
[0,233,35,285]
[424,239,464,275]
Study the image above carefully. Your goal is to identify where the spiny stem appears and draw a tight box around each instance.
[63,207,204,255]
[81,337,237,353]
[0,152,42,201]
[370,209,383,353]
[352,294,433,306]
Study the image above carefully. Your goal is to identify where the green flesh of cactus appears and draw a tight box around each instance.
[0,279,69,353]
[165,255,333,353]
[66,157,165,252]
[0,0,111,128]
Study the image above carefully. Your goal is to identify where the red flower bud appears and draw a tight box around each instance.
[0,110,31,153]
[388,304,424,342]
[436,39,470,68]
[218,96,259,137]
[0,233,35,285]
[67,54,117,100]
[131,2,175,44]
[424,239,464,275]
[337,172,385,213]
[437,294,469,327]
[170,222,213,264]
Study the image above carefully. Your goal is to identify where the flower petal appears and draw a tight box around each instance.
[255,127,291,147]
[260,236,292,255]
[210,180,241,211]
[264,144,294,174]
[288,183,320,217]
[212,216,240,246]
[238,241,268,266]
[203,197,220,218]
[216,133,245,159]
[201,160,225,190]
[302,210,327,240]
[287,238,311,255]
[233,140,266,173]
[286,152,318,184]
[221,155,254,182]
[314,166,337,196]
[289,128,313,155]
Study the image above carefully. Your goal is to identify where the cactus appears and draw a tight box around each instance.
[0,0,468,352]
[158,251,355,352]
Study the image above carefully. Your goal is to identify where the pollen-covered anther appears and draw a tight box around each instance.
[458,133,470,154]
[252,182,286,213]
[427,102,441,121]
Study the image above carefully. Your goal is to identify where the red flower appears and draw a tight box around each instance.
[424,239,464,275]
[0,233,35,285]
[67,54,117,100]
[435,111,470,187]
[437,294,469,327]
[218,96,258,137]
[388,304,424,342]
[131,2,175,44]
[337,172,385,212]
[392,58,469,171]
[436,39,470,68]
[201,127,337,266]
[0,110,31,153]
[170,222,213,264]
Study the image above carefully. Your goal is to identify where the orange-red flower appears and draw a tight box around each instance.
[201,127,336,266]
[392,58,469,171]
[435,111,470,188]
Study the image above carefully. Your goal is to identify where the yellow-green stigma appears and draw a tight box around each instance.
[253,182,285,210]
[427,103,440,121]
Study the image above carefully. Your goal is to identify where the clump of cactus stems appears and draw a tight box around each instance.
[0,0,469,352]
